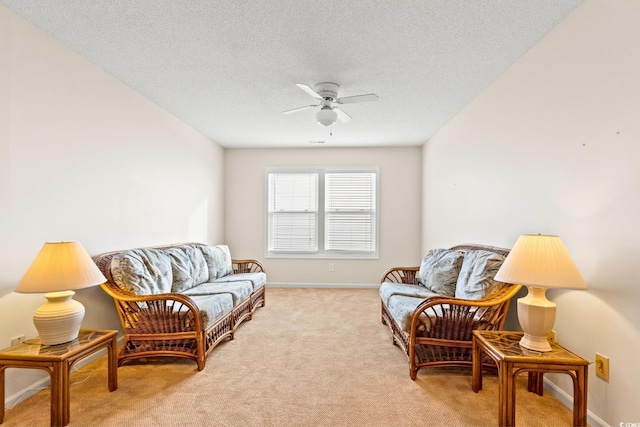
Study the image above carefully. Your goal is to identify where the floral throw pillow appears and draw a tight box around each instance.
[455,250,505,300]
[417,249,464,296]
[111,248,173,295]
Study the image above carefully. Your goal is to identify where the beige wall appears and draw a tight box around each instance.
[225,147,422,285]
[422,0,639,424]
[0,6,225,398]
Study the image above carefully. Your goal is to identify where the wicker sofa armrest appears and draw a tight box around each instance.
[232,259,265,274]
[380,267,420,285]
[410,283,522,342]
[100,282,204,334]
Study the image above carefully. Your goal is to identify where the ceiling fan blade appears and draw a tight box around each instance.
[334,107,352,123]
[296,83,323,100]
[282,105,316,114]
[336,93,379,104]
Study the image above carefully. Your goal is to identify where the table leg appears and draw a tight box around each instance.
[472,337,482,392]
[498,363,506,426]
[499,362,516,427]
[527,371,544,396]
[50,362,67,427]
[573,366,588,427]
[107,335,118,391]
[0,366,5,423]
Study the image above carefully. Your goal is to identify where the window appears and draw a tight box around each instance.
[266,167,378,258]
[267,172,318,253]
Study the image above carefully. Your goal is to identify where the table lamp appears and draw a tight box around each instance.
[494,234,586,352]
[15,241,106,346]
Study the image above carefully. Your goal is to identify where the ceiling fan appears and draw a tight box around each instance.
[282,82,378,127]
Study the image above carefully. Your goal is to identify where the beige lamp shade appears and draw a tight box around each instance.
[16,241,106,293]
[495,234,586,352]
[15,241,106,345]
[494,234,586,290]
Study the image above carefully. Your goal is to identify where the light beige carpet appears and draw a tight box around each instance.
[4,288,576,426]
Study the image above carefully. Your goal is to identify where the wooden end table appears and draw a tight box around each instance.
[0,329,118,426]
[472,330,588,427]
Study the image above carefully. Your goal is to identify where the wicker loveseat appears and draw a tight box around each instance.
[380,244,521,379]
[93,243,266,370]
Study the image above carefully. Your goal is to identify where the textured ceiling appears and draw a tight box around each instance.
[2,1,583,148]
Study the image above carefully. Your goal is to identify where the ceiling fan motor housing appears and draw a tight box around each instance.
[314,82,340,101]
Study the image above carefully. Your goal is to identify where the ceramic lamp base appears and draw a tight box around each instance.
[517,286,556,352]
[33,290,85,346]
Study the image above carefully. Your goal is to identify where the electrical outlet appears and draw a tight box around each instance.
[329,263,335,272]
[595,353,609,381]
[11,335,25,346]
[548,330,556,344]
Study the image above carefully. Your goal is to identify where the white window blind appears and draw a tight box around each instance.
[267,173,318,252]
[266,168,378,258]
[325,172,376,252]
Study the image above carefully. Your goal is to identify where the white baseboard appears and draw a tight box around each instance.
[4,334,124,410]
[544,377,609,427]
[267,282,379,289]
[4,375,52,410]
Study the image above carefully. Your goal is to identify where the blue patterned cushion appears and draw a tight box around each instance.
[213,272,267,291]
[386,295,444,333]
[417,249,464,296]
[379,282,439,307]
[165,245,209,292]
[184,281,253,306]
[110,248,173,295]
[200,245,233,280]
[455,250,505,300]
[189,293,234,328]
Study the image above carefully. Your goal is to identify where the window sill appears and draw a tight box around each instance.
[265,252,379,260]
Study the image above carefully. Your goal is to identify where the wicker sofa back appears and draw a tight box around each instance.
[94,242,266,370]
[380,244,521,379]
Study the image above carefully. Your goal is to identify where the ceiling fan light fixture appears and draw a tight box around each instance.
[316,107,337,127]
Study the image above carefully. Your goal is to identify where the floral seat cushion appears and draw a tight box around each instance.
[184,281,253,305]
[386,295,445,333]
[213,272,267,291]
[188,293,234,328]
[379,282,439,307]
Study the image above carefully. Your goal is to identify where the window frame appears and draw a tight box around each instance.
[265,166,379,259]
